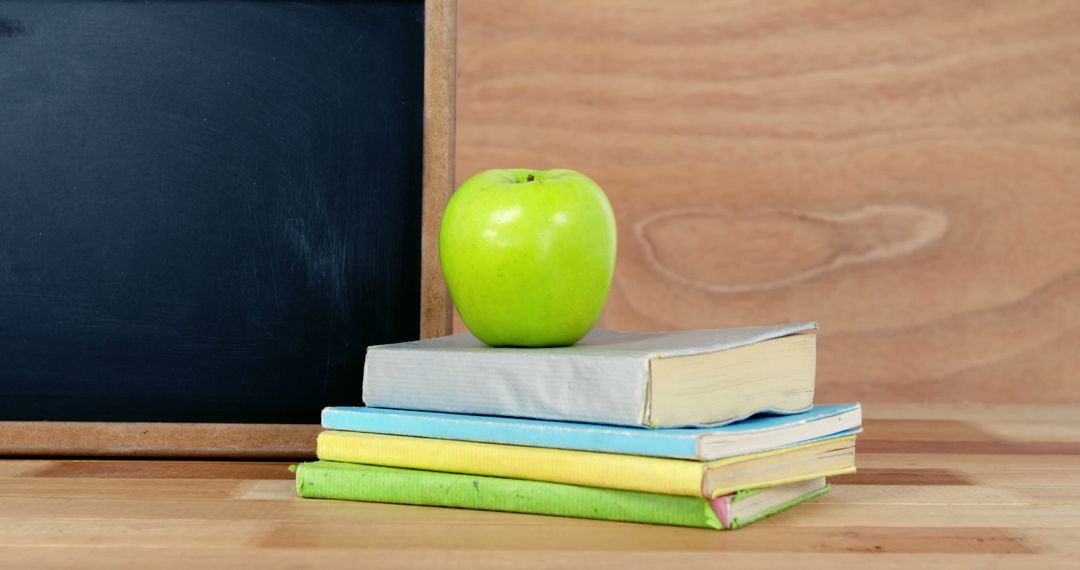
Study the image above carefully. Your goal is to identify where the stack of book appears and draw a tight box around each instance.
[294,322,861,530]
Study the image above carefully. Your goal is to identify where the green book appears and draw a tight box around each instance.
[294,461,829,530]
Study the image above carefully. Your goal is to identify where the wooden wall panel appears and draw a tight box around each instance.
[454,0,1080,403]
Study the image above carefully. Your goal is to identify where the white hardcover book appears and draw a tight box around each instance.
[361,322,817,428]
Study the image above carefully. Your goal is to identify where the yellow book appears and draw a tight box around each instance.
[316,430,855,498]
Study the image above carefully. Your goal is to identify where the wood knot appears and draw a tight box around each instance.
[634,205,947,293]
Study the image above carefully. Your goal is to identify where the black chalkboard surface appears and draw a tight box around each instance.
[0,1,439,427]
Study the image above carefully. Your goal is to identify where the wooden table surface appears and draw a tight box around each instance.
[2,404,1078,569]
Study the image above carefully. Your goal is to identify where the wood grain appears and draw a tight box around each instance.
[1,405,1078,569]
[454,0,1080,403]
[0,422,319,458]
[420,0,457,339]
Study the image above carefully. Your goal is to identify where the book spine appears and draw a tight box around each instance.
[320,409,701,459]
[361,345,652,426]
[295,461,722,530]
[317,430,706,496]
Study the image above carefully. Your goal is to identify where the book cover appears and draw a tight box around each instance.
[294,461,830,530]
[361,321,817,427]
[322,403,862,460]
[316,430,856,498]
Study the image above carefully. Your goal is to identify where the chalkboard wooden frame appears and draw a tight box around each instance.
[0,0,456,458]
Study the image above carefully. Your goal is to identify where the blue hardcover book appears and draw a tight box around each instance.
[321,403,861,460]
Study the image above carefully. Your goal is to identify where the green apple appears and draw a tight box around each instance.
[439,168,617,347]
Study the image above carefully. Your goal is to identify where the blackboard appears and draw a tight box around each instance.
[0,0,455,444]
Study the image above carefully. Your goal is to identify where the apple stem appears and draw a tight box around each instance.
[526,174,535,182]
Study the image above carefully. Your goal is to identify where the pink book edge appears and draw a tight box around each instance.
[709,495,734,529]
